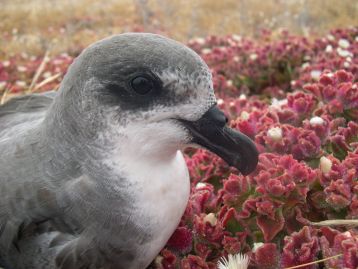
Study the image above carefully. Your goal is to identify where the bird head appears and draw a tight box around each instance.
[55,33,258,175]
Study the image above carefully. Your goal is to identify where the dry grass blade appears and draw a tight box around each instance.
[27,50,50,93]
[33,73,61,92]
[309,219,358,227]
[284,254,343,269]
[0,87,11,105]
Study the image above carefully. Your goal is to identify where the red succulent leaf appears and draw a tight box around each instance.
[166,226,193,254]
[180,255,209,269]
[287,91,317,117]
[324,179,352,210]
[193,214,224,245]
[281,226,320,269]
[157,249,177,269]
[222,235,242,253]
[320,227,358,269]
[221,174,252,205]
[251,243,280,269]
[256,209,285,242]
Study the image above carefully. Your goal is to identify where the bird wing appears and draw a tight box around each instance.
[0,91,58,265]
[0,91,56,137]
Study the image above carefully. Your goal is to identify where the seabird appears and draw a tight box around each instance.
[0,33,258,269]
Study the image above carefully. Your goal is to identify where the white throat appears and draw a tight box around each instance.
[104,120,191,264]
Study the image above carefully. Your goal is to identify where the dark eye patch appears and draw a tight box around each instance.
[105,83,130,98]
[98,70,172,111]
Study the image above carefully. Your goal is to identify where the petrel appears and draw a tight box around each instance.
[0,33,258,269]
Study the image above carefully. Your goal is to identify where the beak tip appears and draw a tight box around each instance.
[229,130,259,175]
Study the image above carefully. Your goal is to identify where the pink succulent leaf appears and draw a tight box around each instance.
[254,153,316,199]
[221,174,253,206]
[320,227,358,269]
[166,226,193,254]
[251,243,280,269]
[324,179,352,210]
[156,249,177,269]
[221,235,243,254]
[287,91,317,117]
[193,214,224,246]
[180,255,210,269]
[281,226,320,269]
[319,154,344,186]
[256,208,285,242]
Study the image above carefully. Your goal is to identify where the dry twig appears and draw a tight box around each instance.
[285,254,343,269]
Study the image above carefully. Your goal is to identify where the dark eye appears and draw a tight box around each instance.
[130,76,154,95]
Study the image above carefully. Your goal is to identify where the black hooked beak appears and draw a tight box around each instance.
[180,105,259,175]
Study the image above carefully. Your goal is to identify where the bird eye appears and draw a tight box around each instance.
[130,76,154,95]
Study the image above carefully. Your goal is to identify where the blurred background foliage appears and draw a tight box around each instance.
[0,0,357,56]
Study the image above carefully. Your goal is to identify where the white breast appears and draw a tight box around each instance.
[108,149,190,266]
[103,120,191,266]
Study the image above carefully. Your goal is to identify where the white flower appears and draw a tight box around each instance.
[17,66,27,72]
[271,98,288,109]
[217,253,249,269]
[154,255,163,266]
[217,99,225,105]
[20,52,28,59]
[195,182,207,189]
[343,231,352,237]
[53,59,63,65]
[290,80,297,87]
[43,71,52,78]
[15,80,27,88]
[320,156,332,173]
[337,47,352,58]
[233,56,240,62]
[239,94,247,100]
[194,37,205,45]
[227,80,233,87]
[327,34,335,41]
[310,116,325,126]
[267,127,283,141]
[249,53,258,61]
[203,213,217,226]
[240,111,250,120]
[338,39,350,49]
[232,35,242,42]
[301,62,310,69]
[201,48,212,54]
[252,242,264,252]
[325,45,333,53]
[2,61,10,67]
[0,81,7,91]
[344,61,350,68]
[310,70,321,81]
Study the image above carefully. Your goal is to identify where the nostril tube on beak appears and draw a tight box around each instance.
[180,104,259,175]
[202,105,227,128]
